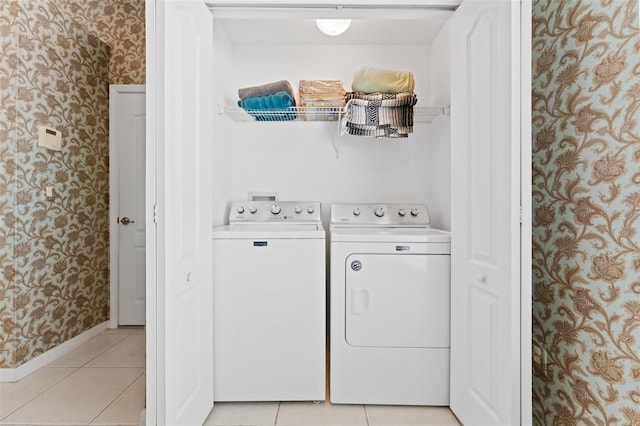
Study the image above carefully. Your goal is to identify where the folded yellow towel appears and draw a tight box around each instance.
[351,68,415,94]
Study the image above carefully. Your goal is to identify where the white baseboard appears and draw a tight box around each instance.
[0,321,109,383]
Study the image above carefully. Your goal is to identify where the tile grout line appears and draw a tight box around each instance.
[363,405,370,426]
[86,367,145,426]
[83,334,146,369]
[82,331,144,425]
[48,333,129,370]
[273,401,281,426]
[79,334,132,368]
[84,363,146,370]
[0,366,80,422]
[0,330,143,426]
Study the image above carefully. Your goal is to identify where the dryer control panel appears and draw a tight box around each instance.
[229,200,322,224]
[330,204,431,227]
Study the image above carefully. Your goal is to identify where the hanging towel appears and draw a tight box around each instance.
[342,92,417,138]
[238,80,296,102]
[351,68,415,94]
[237,91,297,121]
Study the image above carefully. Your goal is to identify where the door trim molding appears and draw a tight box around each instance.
[519,1,533,424]
[109,84,147,329]
[145,0,159,421]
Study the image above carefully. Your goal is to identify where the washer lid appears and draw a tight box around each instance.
[330,226,450,243]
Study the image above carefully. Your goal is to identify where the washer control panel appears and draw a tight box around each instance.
[330,204,430,227]
[230,201,321,224]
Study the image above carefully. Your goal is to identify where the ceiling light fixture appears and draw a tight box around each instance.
[315,19,351,36]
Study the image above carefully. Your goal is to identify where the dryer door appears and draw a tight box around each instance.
[345,253,451,348]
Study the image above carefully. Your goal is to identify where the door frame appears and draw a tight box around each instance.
[109,84,147,329]
[145,0,159,423]
[520,1,533,424]
[143,1,534,424]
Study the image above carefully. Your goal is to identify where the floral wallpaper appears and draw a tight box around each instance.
[0,0,110,369]
[0,0,19,368]
[532,0,640,425]
[54,0,145,85]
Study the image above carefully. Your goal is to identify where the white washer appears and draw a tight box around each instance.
[212,201,325,402]
[330,203,451,406]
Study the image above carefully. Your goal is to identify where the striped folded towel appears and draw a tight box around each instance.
[343,92,417,138]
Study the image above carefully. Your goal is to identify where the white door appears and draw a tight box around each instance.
[110,85,146,326]
[146,0,215,424]
[450,0,522,425]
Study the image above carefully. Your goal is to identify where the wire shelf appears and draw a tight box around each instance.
[219,105,448,123]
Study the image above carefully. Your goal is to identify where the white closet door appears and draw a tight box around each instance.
[147,0,215,424]
[450,0,522,425]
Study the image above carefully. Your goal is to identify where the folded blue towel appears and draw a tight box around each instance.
[237,91,297,121]
[238,80,296,101]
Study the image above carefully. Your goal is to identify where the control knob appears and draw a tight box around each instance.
[353,208,361,216]
[236,205,245,214]
[374,207,385,218]
[295,206,302,214]
[307,206,315,214]
[249,206,257,214]
[271,205,281,215]
[398,209,407,217]
[411,208,419,217]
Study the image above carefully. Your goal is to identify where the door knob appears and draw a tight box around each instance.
[120,216,135,225]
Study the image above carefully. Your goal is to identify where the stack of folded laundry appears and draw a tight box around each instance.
[237,80,297,121]
[343,68,417,138]
[298,80,346,121]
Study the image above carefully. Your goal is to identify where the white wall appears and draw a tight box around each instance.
[427,21,451,231]
[218,42,445,227]
[211,22,234,227]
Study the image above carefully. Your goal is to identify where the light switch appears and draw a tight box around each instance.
[45,185,54,200]
[38,126,62,151]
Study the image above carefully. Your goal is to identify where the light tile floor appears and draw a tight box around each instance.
[1,329,460,426]
[0,327,145,426]
[204,402,461,426]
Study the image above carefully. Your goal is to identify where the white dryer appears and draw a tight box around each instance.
[330,204,451,406]
[212,201,325,402]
